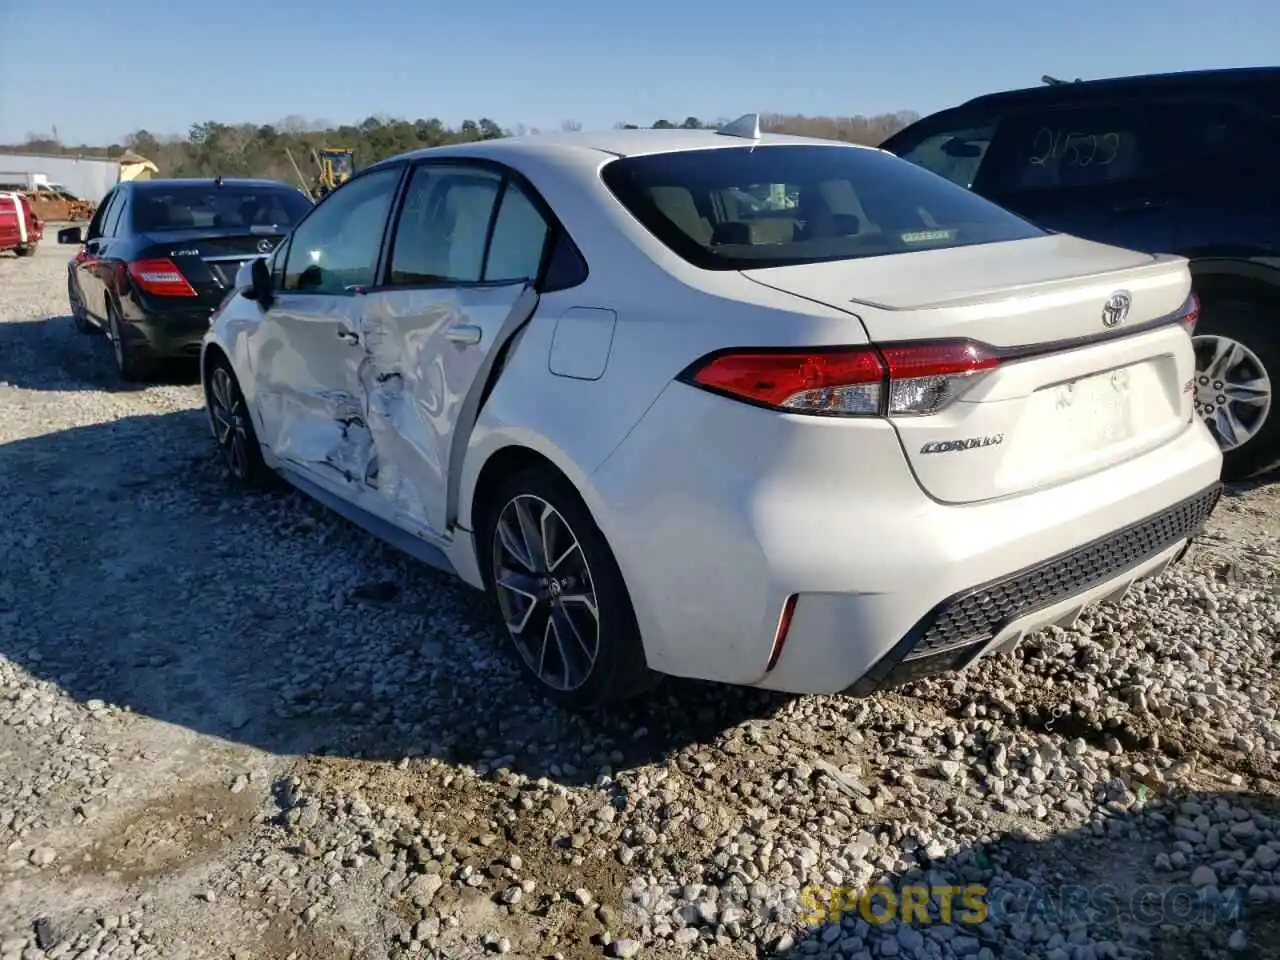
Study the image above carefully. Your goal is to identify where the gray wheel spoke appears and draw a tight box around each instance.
[1211,406,1251,449]
[495,571,541,634]
[1204,338,1243,383]
[514,499,547,572]
[559,591,599,623]
[491,493,601,693]
[1223,376,1270,407]
[544,614,572,689]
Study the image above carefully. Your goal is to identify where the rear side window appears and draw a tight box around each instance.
[976,104,1157,193]
[386,164,552,286]
[600,144,1044,270]
[389,167,503,284]
[132,184,312,232]
[484,182,549,282]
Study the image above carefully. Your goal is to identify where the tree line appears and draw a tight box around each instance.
[4,111,919,186]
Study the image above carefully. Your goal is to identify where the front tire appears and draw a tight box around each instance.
[69,276,95,334]
[1191,290,1279,481]
[15,244,36,257]
[480,465,657,710]
[204,356,271,488]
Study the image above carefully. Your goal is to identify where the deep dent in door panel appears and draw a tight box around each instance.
[253,296,374,484]
[357,285,539,532]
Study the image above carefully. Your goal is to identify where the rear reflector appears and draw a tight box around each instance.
[766,594,798,672]
[128,258,196,297]
[1177,292,1200,335]
[683,340,1001,417]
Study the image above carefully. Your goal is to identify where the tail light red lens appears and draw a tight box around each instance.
[683,340,1002,417]
[1177,292,1200,335]
[128,258,196,297]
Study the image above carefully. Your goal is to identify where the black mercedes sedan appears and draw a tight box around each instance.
[59,177,313,381]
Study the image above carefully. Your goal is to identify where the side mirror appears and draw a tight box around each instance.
[240,256,274,306]
[57,226,84,244]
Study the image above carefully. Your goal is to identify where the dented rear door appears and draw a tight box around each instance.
[357,163,552,536]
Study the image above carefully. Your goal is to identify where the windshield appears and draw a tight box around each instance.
[600,144,1045,270]
[132,184,312,232]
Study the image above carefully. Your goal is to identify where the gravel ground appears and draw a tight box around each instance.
[0,241,1277,960]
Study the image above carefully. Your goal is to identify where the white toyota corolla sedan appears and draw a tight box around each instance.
[201,116,1224,709]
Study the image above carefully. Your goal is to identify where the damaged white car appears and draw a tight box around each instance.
[201,116,1224,709]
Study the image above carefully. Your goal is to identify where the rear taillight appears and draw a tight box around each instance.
[128,258,196,297]
[683,340,1001,417]
[1176,292,1200,335]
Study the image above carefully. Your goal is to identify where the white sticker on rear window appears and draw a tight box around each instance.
[901,229,957,243]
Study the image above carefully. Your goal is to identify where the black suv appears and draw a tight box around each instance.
[881,67,1280,481]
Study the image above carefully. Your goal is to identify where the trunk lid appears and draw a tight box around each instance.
[743,234,1198,503]
[140,228,285,302]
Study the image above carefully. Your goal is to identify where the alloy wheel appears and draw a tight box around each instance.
[208,367,252,480]
[491,494,601,692]
[1192,334,1272,451]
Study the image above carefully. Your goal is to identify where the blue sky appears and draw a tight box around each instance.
[1,0,1276,145]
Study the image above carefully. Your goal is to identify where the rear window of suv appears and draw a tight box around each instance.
[599,144,1045,270]
[132,184,312,232]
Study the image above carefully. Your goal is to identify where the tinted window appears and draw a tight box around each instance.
[484,182,549,282]
[601,145,1044,270]
[104,191,128,237]
[895,123,997,188]
[1169,100,1280,173]
[87,190,119,239]
[977,104,1156,193]
[388,166,502,285]
[132,183,312,232]
[283,167,402,294]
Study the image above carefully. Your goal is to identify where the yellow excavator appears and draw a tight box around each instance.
[285,146,356,201]
[312,147,355,197]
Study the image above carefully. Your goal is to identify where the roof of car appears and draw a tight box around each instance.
[375,127,877,167]
[961,65,1280,109]
[130,177,298,190]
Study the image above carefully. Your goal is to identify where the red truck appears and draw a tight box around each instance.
[0,191,43,256]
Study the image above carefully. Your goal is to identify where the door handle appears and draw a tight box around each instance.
[336,328,359,345]
[445,324,482,346]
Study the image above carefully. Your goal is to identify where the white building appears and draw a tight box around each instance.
[0,152,140,203]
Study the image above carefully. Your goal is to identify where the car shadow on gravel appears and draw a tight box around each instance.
[0,410,795,789]
[0,314,200,392]
[746,787,1279,960]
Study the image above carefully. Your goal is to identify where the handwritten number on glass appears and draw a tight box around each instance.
[1028,128,1120,168]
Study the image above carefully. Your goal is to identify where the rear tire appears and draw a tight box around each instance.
[15,244,36,257]
[204,355,272,488]
[106,303,156,382]
[1191,289,1280,481]
[479,464,658,710]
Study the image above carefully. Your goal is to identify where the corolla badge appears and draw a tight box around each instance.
[919,434,1005,454]
[1101,291,1131,328]
[257,238,275,253]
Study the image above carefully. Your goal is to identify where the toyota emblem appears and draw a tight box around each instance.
[1101,291,1131,328]
[257,238,275,254]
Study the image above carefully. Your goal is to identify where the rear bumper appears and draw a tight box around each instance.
[590,381,1225,695]
[843,482,1220,695]
[120,300,217,359]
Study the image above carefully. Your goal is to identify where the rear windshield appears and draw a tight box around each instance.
[599,144,1045,270]
[131,184,312,232]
